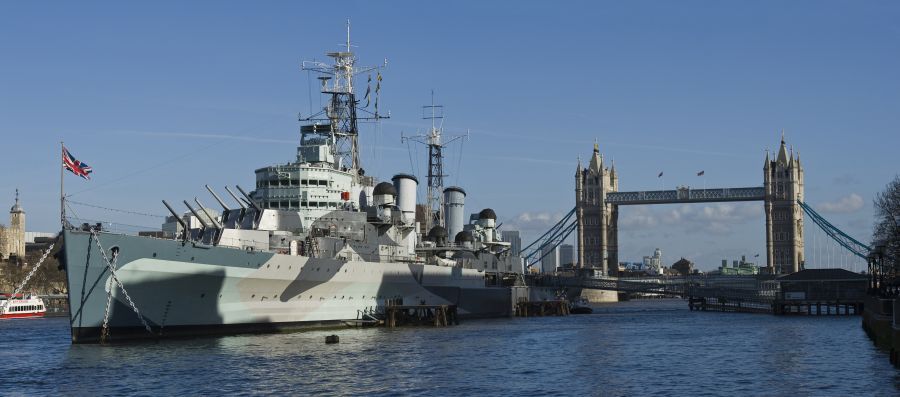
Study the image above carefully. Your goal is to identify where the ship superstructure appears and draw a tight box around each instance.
[61,27,531,343]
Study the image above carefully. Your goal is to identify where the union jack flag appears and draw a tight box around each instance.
[63,146,92,180]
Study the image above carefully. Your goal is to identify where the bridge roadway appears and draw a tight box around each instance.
[605,186,765,205]
[526,274,780,302]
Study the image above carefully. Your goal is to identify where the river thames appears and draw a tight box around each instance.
[1,300,897,396]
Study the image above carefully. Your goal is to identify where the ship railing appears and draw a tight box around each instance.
[67,217,164,237]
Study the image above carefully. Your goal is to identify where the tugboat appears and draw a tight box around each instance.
[0,294,47,319]
[569,297,593,314]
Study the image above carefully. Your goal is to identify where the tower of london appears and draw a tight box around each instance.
[0,190,26,261]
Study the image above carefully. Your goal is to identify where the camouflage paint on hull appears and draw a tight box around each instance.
[62,230,514,343]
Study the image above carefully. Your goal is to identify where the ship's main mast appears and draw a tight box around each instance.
[403,92,467,232]
[301,21,385,175]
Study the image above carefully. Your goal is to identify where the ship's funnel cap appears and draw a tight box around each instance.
[427,225,448,241]
[454,231,474,244]
[478,208,497,220]
[373,182,397,196]
[392,173,418,183]
[443,186,466,195]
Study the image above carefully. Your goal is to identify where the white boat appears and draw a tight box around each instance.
[0,294,46,319]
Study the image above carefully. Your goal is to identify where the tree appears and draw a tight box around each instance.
[873,175,900,271]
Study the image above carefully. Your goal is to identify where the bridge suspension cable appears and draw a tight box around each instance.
[521,207,577,269]
[798,200,871,261]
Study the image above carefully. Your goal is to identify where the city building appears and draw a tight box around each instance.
[501,230,522,256]
[642,248,663,275]
[541,245,559,273]
[0,190,26,262]
[672,258,694,276]
[719,255,760,275]
[559,244,574,268]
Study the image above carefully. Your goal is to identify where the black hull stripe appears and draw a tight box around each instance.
[71,312,508,344]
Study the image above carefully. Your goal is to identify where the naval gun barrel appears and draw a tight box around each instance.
[161,200,188,241]
[183,200,209,241]
[194,198,223,230]
[205,185,230,212]
[223,186,246,210]
[235,185,262,212]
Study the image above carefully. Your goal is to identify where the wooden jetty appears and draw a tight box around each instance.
[383,304,459,328]
[515,298,570,317]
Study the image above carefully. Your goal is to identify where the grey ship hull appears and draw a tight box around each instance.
[62,229,515,343]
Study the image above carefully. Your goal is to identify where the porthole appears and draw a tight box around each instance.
[267,264,270,269]
[200,293,205,298]
[191,257,195,261]
[251,294,255,298]
[152,253,157,258]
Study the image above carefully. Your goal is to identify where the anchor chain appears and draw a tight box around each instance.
[99,249,119,344]
[0,238,56,314]
[89,229,155,338]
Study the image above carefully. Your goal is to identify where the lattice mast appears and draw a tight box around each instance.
[300,20,386,175]
[403,92,466,231]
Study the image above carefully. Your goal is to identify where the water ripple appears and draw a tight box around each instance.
[0,300,897,396]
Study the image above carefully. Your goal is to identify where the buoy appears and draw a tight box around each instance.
[325,334,339,344]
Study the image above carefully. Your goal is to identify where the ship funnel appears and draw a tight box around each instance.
[392,174,418,225]
[443,186,466,240]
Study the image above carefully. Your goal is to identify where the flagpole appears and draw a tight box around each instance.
[60,141,65,230]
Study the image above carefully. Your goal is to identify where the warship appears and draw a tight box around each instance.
[61,29,539,343]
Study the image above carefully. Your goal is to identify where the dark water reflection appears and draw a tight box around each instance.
[2,300,898,396]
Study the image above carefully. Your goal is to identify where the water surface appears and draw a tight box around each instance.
[1,300,896,396]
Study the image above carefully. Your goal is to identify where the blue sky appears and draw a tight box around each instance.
[1,1,897,269]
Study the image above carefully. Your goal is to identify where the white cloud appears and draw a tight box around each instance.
[817,193,865,214]
[503,211,567,243]
[619,206,658,229]
[620,203,761,236]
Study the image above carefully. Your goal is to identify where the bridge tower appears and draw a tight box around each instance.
[575,143,618,275]
[764,134,804,274]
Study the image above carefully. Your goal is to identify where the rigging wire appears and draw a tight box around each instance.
[67,139,228,197]
[68,216,161,232]
[455,135,465,186]
[67,200,165,218]
[307,69,314,118]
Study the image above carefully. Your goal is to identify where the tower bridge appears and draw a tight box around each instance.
[573,135,804,275]
[521,134,870,276]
